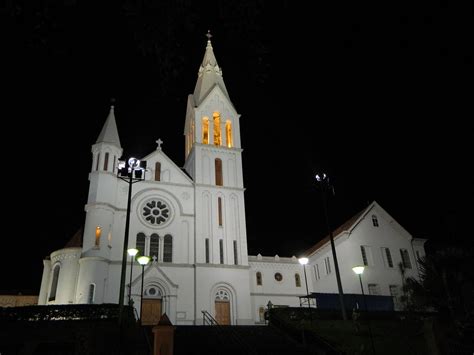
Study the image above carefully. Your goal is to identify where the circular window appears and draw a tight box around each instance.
[148,287,156,296]
[140,198,171,227]
[274,273,283,282]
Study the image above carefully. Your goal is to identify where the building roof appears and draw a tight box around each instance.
[96,105,121,147]
[64,228,83,248]
[304,205,368,256]
[193,35,230,106]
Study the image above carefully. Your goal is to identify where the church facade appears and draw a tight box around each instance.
[38,38,426,325]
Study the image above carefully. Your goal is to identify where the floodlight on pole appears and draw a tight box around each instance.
[315,172,347,321]
[117,157,147,325]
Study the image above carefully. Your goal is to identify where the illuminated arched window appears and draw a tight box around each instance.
[95,226,102,247]
[225,120,233,148]
[202,117,209,144]
[215,158,223,186]
[49,264,60,301]
[213,112,222,146]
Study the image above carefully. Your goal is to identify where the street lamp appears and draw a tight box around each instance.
[117,157,147,325]
[299,257,312,325]
[315,173,347,321]
[352,266,376,354]
[127,248,139,306]
[137,255,151,324]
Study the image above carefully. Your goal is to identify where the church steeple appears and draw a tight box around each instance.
[193,31,230,106]
[96,105,121,148]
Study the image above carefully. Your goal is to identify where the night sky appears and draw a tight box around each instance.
[3,1,473,292]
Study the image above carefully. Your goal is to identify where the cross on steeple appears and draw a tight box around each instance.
[152,255,157,263]
[206,30,212,41]
[156,138,163,150]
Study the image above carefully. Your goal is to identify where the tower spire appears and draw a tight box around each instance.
[96,103,121,148]
[193,31,230,105]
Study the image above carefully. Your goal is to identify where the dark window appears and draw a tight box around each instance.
[233,240,238,265]
[218,197,223,226]
[219,239,224,264]
[155,162,161,181]
[215,158,223,186]
[274,273,283,282]
[150,234,159,259]
[400,249,412,269]
[372,215,379,227]
[205,238,210,263]
[113,156,116,173]
[96,153,100,171]
[49,265,60,301]
[385,248,393,268]
[136,233,146,256]
[163,235,173,262]
[88,284,95,304]
[295,273,301,287]
[104,152,109,171]
[361,246,368,266]
[256,272,262,285]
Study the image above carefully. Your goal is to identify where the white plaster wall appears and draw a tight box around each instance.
[38,259,51,305]
[49,248,81,304]
[76,257,109,304]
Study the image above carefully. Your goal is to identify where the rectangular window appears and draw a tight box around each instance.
[155,162,161,181]
[218,197,223,226]
[107,231,112,248]
[95,153,100,171]
[113,156,116,173]
[313,264,320,281]
[368,284,380,295]
[382,247,394,268]
[215,159,223,186]
[219,240,224,264]
[233,240,238,265]
[389,285,401,311]
[324,257,331,274]
[205,238,210,263]
[361,246,368,266]
[104,153,109,171]
[400,249,412,269]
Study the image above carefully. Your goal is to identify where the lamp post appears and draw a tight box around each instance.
[127,248,139,306]
[117,157,147,325]
[137,255,151,325]
[315,173,347,321]
[352,266,376,354]
[299,257,312,325]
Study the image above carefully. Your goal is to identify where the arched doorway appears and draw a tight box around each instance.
[141,285,162,325]
[214,289,231,325]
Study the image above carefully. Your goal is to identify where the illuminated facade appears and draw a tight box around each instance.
[38,37,426,325]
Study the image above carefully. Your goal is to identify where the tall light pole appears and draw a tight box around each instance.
[315,173,347,321]
[299,257,312,325]
[137,255,151,325]
[127,248,139,306]
[117,158,146,325]
[352,266,376,354]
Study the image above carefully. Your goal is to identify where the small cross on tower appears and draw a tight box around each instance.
[152,255,158,263]
[156,138,163,150]
[206,30,212,41]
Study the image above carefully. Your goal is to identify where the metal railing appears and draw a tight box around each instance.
[201,310,219,325]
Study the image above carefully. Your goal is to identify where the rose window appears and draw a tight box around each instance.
[141,199,170,226]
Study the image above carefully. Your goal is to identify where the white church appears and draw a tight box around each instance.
[38,36,427,325]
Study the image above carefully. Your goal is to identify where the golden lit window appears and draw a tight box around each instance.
[202,117,209,144]
[213,112,222,146]
[225,120,233,148]
[95,226,102,247]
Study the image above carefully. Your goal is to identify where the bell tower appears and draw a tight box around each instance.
[184,32,248,267]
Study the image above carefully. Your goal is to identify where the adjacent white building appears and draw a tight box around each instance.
[38,37,426,324]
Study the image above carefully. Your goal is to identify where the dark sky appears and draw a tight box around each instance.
[3,1,473,292]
